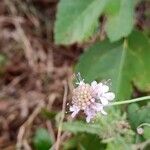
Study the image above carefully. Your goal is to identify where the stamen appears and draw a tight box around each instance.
[75,72,84,85]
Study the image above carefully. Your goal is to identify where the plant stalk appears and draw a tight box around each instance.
[109,96,150,106]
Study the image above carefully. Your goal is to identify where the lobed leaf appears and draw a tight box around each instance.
[55,0,108,45]
[105,0,134,42]
[76,31,150,100]
[128,103,150,131]
[62,121,101,135]
[106,135,132,150]
[63,133,105,150]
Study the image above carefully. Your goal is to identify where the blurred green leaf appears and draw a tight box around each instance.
[41,108,57,120]
[0,54,7,75]
[33,128,52,150]
[0,54,6,65]
[128,103,150,131]
[78,134,105,150]
[105,0,121,15]
[127,103,139,130]
[105,0,134,42]
[127,31,150,92]
[63,133,105,150]
[63,110,134,149]
[62,121,101,135]
[76,31,150,100]
[143,127,150,140]
[62,109,132,139]
[106,135,132,150]
[63,136,78,150]
[54,0,108,45]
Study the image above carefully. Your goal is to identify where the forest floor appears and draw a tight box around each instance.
[0,0,82,149]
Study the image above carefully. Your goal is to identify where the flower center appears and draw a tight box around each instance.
[72,83,94,110]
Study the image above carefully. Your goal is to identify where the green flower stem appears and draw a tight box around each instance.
[137,123,150,129]
[109,96,150,106]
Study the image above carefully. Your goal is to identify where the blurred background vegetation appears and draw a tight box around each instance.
[0,0,150,150]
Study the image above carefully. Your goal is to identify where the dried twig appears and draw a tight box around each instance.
[46,121,56,143]
[54,81,68,150]
[16,101,44,150]
[5,0,35,68]
[49,132,71,150]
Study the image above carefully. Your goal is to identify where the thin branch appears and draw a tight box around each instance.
[49,132,71,150]
[5,0,35,68]
[16,101,44,150]
[54,81,68,150]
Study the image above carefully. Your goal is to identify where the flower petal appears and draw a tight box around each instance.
[91,81,97,88]
[69,105,80,118]
[71,111,78,118]
[104,92,115,101]
[69,106,76,112]
[92,103,103,111]
[84,107,96,123]
[101,84,109,93]
[96,83,108,96]
[100,97,109,105]
[100,107,107,115]
[69,106,74,112]
[86,116,91,123]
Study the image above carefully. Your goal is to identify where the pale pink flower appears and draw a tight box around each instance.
[69,75,115,123]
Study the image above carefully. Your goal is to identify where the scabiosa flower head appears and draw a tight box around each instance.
[69,73,115,123]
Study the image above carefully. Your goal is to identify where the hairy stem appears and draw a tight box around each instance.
[109,96,150,106]
[137,123,150,128]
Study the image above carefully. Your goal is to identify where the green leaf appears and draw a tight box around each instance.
[55,0,108,45]
[127,104,139,130]
[106,135,132,150]
[128,32,150,92]
[33,128,53,150]
[76,30,150,100]
[62,121,101,135]
[143,127,150,140]
[63,133,106,150]
[128,103,150,131]
[0,54,7,75]
[105,0,121,15]
[0,54,6,66]
[105,0,134,42]
[63,136,78,150]
[41,108,57,120]
[62,109,132,140]
[78,134,105,150]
